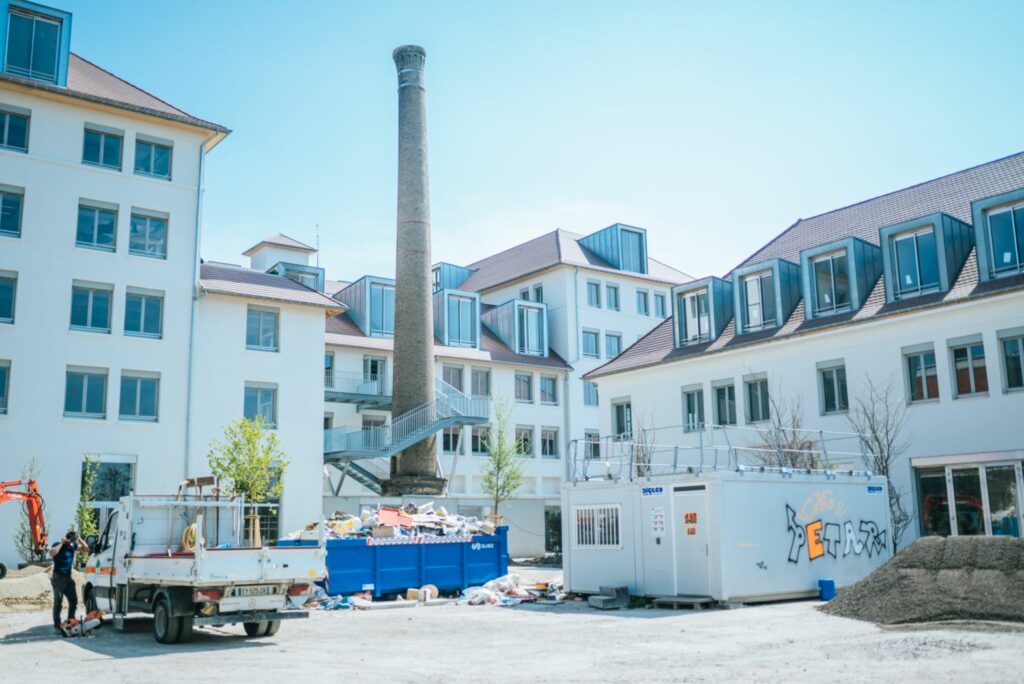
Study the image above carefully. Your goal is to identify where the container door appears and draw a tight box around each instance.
[673,485,710,597]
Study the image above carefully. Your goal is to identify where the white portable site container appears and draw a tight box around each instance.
[563,469,892,602]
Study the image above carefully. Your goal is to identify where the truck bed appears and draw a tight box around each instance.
[126,545,324,587]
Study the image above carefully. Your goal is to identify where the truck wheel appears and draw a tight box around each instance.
[0,562,7,580]
[178,616,194,642]
[243,621,267,637]
[264,620,281,636]
[153,597,181,644]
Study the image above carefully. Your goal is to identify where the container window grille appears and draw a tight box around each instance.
[574,505,621,548]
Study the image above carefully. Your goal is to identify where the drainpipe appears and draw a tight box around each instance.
[566,267,582,483]
[184,132,219,480]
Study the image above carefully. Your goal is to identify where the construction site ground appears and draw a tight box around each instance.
[1,565,1021,683]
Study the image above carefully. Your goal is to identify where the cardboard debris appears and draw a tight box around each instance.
[284,503,497,542]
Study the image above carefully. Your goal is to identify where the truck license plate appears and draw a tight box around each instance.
[235,585,274,597]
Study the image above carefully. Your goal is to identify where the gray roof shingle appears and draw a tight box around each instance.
[199,262,341,309]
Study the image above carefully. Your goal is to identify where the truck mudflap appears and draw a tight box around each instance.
[192,610,308,627]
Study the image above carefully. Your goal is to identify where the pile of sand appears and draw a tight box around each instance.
[821,536,1024,624]
[0,565,84,614]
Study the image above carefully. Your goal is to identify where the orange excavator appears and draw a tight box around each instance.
[0,479,48,580]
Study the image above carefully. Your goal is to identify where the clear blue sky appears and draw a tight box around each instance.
[59,0,1024,281]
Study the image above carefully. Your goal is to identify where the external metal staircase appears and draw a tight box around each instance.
[324,378,490,494]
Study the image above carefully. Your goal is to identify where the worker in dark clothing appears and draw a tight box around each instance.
[49,530,88,633]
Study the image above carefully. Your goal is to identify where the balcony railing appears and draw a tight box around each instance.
[324,370,391,397]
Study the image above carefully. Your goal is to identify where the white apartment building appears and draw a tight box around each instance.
[587,153,1024,547]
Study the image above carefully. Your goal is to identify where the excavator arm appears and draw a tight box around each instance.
[0,479,49,557]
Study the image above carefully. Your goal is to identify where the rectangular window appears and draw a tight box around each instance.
[246,306,279,351]
[533,285,543,303]
[82,128,123,170]
[70,283,112,333]
[515,372,533,403]
[442,426,463,455]
[812,251,851,315]
[471,368,490,398]
[745,378,770,423]
[582,330,599,358]
[0,360,9,414]
[654,293,666,318]
[892,229,939,297]
[520,288,530,301]
[541,428,559,459]
[76,203,117,252]
[584,430,601,459]
[683,388,704,432]
[605,333,622,358]
[574,504,621,548]
[134,138,172,179]
[471,426,490,455]
[129,211,168,259]
[369,283,395,337]
[517,304,545,355]
[1003,335,1024,391]
[540,375,558,405]
[606,284,620,311]
[620,228,645,273]
[583,380,599,407]
[124,290,163,338]
[680,289,710,343]
[612,400,632,438]
[64,368,107,418]
[0,108,29,151]
[6,9,61,83]
[0,186,23,237]
[431,268,440,293]
[714,383,737,426]
[743,271,776,330]
[0,272,15,323]
[119,373,159,421]
[586,281,601,307]
[515,426,534,457]
[819,365,849,414]
[324,352,334,388]
[244,384,277,428]
[636,289,649,315]
[906,350,939,402]
[363,356,387,384]
[442,365,463,392]
[985,205,1024,276]
[951,343,988,397]
[446,294,476,347]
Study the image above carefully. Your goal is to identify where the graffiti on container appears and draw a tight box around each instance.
[786,504,887,564]
[796,489,848,523]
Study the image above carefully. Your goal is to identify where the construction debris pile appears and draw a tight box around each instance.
[283,503,497,541]
[821,536,1024,624]
[305,574,566,611]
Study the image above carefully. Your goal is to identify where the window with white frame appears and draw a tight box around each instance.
[516,426,534,457]
[811,251,851,315]
[442,364,463,392]
[124,289,162,338]
[1002,333,1024,392]
[0,107,29,152]
[471,426,490,455]
[76,203,117,252]
[471,368,490,398]
[134,137,172,179]
[70,282,112,333]
[743,271,776,330]
[65,367,107,418]
[369,283,395,337]
[606,284,620,311]
[605,333,622,358]
[119,372,159,421]
[129,211,168,259]
[0,272,16,323]
[244,383,277,428]
[620,228,646,273]
[541,427,559,459]
[586,281,601,307]
[5,8,62,84]
[636,289,649,316]
[0,185,23,237]
[324,351,335,388]
[819,364,848,414]
[84,457,135,526]
[745,378,770,423]
[582,330,600,358]
[442,426,463,455]
[612,400,632,438]
[891,228,939,297]
[520,288,530,301]
[583,380,599,407]
[906,349,939,402]
[950,341,988,397]
[0,360,9,414]
[683,387,704,432]
[533,285,543,303]
[540,375,558,405]
[713,383,737,426]
[246,306,279,351]
[584,430,601,459]
[654,293,666,318]
[680,289,709,343]
[517,304,545,355]
[447,294,476,347]
[574,504,621,548]
[515,372,533,403]
[984,204,1024,277]
[82,127,122,170]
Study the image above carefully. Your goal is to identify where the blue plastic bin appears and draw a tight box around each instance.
[818,578,836,601]
[278,526,509,597]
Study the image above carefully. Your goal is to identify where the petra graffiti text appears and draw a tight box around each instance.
[785,505,887,564]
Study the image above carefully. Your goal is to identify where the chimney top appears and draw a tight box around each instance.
[393,45,426,81]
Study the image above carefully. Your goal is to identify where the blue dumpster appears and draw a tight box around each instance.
[278,526,508,597]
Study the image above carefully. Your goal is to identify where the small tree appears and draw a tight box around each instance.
[14,457,49,564]
[481,399,524,523]
[847,375,913,552]
[752,392,822,469]
[75,455,100,568]
[208,416,288,546]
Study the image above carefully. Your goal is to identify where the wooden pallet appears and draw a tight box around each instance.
[652,595,718,610]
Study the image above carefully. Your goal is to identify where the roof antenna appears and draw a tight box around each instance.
[315,223,320,268]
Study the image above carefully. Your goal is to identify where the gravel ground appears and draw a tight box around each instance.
[2,590,1022,683]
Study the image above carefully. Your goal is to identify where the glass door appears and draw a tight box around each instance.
[986,465,1021,537]
[942,462,1023,537]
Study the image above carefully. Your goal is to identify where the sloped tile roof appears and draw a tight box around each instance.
[242,233,317,256]
[199,262,341,309]
[457,228,691,292]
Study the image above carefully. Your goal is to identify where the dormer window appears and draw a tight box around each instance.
[431,268,441,293]
[6,8,61,84]
[446,294,477,347]
[620,228,645,273]
[811,251,850,315]
[891,228,939,297]
[288,271,317,289]
[680,289,709,344]
[369,282,395,337]
[743,271,776,330]
[985,204,1023,277]
[517,304,545,356]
